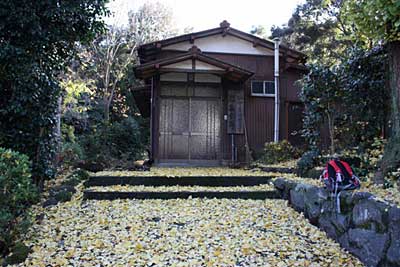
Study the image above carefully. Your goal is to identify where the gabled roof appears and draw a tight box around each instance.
[138,20,305,63]
[135,46,254,82]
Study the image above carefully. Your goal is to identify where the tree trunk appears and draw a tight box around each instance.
[389,41,400,135]
[327,111,335,155]
[103,92,112,124]
[374,41,400,185]
[55,95,62,165]
[104,100,110,123]
[103,83,117,124]
[33,127,45,191]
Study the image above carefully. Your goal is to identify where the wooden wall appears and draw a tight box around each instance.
[206,53,304,154]
[154,50,304,159]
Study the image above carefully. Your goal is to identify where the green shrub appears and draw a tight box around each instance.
[304,167,324,179]
[54,190,73,202]
[299,47,387,154]
[60,141,84,166]
[258,140,300,165]
[63,169,90,187]
[339,137,386,180]
[72,169,90,181]
[297,149,320,177]
[297,138,386,179]
[80,117,147,168]
[5,242,30,265]
[0,148,38,256]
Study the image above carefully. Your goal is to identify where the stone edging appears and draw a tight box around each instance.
[273,178,400,267]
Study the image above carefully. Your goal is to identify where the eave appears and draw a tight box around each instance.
[135,46,254,82]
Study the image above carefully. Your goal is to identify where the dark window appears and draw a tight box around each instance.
[264,81,275,95]
[251,80,275,96]
[251,81,264,94]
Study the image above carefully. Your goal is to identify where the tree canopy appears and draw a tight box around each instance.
[343,0,400,183]
[56,2,176,170]
[271,0,354,64]
[344,0,400,42]
[0,0,109,184]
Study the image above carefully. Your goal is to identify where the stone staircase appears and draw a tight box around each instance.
[83,175,279,200]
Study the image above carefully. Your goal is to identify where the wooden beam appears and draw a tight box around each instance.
[159,68,225,75]
[222,28,229,37]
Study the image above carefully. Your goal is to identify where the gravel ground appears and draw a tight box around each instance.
[15,194,363,267]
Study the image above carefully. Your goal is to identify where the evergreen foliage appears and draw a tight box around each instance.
[259,141,301,165]
[0,0,109,185]
[300,46,387,154]
[343,0,400,183]
[271,0,354,63]
[0,148,38,257]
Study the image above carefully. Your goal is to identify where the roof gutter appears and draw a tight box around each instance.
[274,38,280,143]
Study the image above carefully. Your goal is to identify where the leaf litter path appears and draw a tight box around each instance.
[15,197,363,266]
[92,167,270,177]
[86,184,275,192]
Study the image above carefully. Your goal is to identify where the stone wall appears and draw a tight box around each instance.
[273,178,400,267]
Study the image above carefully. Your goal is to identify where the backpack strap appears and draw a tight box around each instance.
[338,160,353,177]
[323,165,329,179]
[339,160,360,186]
[329,160,344,182]
[328,160,342,174]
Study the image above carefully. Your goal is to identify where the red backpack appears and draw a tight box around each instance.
[321,159,361,192]
[321,159,361,213]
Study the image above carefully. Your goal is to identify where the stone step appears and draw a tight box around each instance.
[85,175,273,187]
[83,190,280,200]
[259,167,295,174]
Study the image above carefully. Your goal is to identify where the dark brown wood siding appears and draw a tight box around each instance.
[280,68,304,148]
[245,94,275,153]
[281,69,303,101]
[202,53,276,154]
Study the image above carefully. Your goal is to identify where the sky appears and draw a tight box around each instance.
[106,0,304,35]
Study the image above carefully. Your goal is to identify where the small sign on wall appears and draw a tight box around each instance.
[227,89,244,134]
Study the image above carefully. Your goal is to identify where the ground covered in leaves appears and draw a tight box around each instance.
[358,182,400,207]
[86,184,275,193]
[14,166,400,266]
[15,191,363,266]
[93,167,400,207]
[255,160,298,169]
[93,167,269,177]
